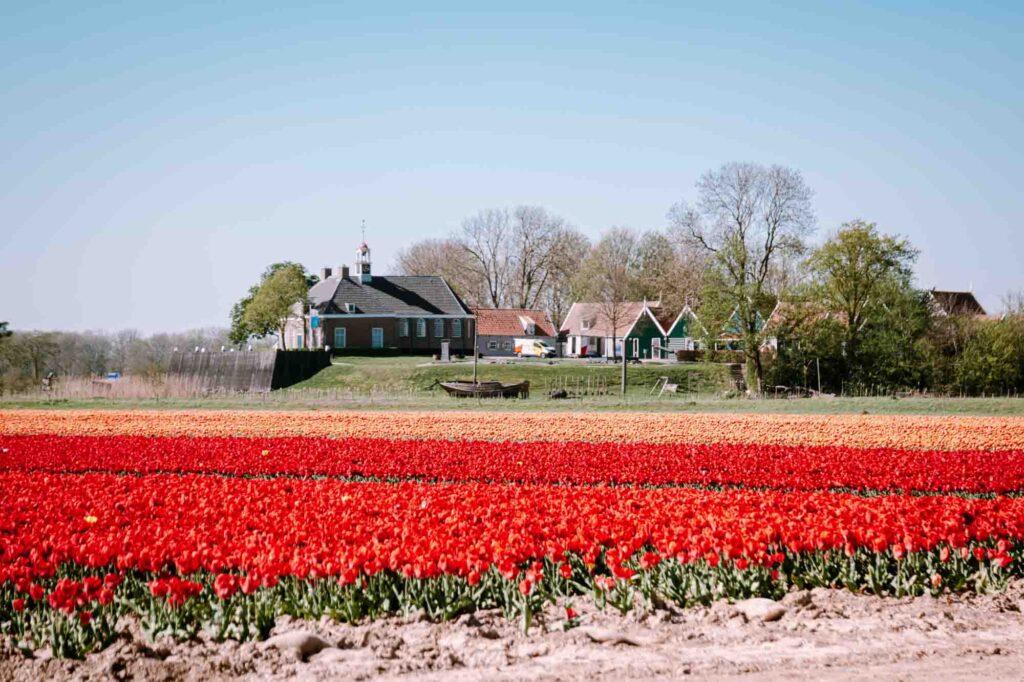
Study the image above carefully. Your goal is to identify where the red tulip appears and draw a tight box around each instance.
[213,574,238,600]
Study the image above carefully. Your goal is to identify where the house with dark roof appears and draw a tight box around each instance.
[474,308,557,357]
[285,240,474,354]
[927,289,988,317]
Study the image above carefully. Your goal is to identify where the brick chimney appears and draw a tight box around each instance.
[320,267,332,280]
[339,265,350,279]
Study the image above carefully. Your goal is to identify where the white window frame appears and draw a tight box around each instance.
[399,319,409,337]
[487,340,498,350]
[333,327,346,349]
[652,337,661,358]
[502,340,512,351]
[631,338,639,357]
[451,319,462,337]
[434,319,445,338]
[416,319,426,338]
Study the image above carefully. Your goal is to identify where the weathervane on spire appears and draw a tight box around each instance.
[361,219,366,244]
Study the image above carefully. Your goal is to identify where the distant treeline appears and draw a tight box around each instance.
[0,326,270,394]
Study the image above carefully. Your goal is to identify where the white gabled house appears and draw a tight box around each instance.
[559,301,670,359]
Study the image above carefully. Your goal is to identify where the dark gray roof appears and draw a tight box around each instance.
[310,275,472,316]
[929,290,987,316]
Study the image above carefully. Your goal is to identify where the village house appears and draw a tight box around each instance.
[474,308,557,357]
[560,301,669,360]
[927,289,991,318]
[761,288,990,354]
[760,301,848,353]
[663,304,705,353]
[285,240,474,354]
[713,308,767,351]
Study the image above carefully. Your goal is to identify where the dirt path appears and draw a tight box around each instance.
[5,583,1023,681]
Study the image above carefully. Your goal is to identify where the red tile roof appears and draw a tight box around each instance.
[764,301,848,333]
[473,308,556,337]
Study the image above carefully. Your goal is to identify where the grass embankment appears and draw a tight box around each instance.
[291,356,729,394]
[4,356,1024,415]
[3,396,1024,415]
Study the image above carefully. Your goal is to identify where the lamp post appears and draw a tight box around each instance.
[472,316,479,385]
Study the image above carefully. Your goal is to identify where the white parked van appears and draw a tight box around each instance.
[514,339,557,358]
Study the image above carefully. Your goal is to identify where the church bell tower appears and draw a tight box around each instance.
[355,220,372,284]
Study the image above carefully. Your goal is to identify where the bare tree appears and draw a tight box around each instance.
[539,229,591,328]
[110,329,142,374]
[397,206,587,325]
[506,206,589,309]
[670,162,815,391]
[1003,290,1024,316]
[574,227,641,395]
[459,208,512,308]
[394,238,488,306]
[457,205,587,312]
[52,331,112,376]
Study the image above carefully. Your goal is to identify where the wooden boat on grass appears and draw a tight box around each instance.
[435,325,529,398]
[438,380,530,398]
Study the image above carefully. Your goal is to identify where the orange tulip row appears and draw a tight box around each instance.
[3,409,1023,450]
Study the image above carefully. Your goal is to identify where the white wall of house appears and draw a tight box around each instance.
[565,334,626,358]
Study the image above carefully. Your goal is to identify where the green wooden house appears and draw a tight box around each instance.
[717,307,766,350]
[621,305,670,360]
[664,305,706,353]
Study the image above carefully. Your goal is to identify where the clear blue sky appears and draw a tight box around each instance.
[2,1,1022,332]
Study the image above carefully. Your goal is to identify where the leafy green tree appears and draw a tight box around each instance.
[765,309,846,393]
[241,265,311,349]
[955,317,1024,395]
[806,220,917,368]
[230,263,317,345]
[852,288,935,391]
[6,332,60,382]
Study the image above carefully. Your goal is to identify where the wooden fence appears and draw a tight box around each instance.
[167,350,330,392]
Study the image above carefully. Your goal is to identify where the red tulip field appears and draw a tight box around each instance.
[2,409,1024,663]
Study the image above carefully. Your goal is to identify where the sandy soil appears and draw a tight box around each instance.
[4,583,1023,681]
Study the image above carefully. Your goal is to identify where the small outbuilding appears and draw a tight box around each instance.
[474,308,558,357]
